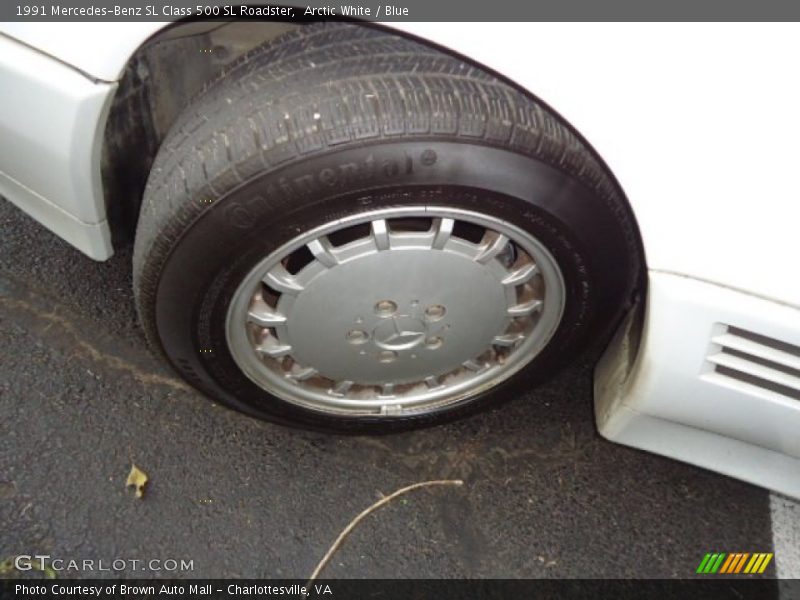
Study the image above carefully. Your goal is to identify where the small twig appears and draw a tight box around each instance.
[306,479,464,586]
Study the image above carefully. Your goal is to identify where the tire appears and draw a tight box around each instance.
[133,22,642,432]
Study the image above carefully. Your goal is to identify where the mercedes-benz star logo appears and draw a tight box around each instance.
[372,315,429,351]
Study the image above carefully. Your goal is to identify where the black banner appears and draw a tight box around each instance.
[0,579,795,600]
[4,0,800,22]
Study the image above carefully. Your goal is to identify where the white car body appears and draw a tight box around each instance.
[1,21,799,497]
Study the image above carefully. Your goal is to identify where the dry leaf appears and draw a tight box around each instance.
[126,464,148,499]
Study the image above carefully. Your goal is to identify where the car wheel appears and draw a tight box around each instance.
[132,22,641,432]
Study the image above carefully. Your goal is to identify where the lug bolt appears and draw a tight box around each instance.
[346,330,369,344]
[425,336,444,350]
[425,304,446,321]
[378,350,397,363]
[425,304,447,321]
[375,300,397,317]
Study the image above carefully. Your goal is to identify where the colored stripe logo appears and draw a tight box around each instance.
[696,552,773,574]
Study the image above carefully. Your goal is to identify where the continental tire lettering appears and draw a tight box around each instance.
[337,161,359,186]
[382,159,399,177]
[225,203,254,229]
[421,149,437,166]
[224,149,450,229]
[319,168,337,187]
[293,174,316,195]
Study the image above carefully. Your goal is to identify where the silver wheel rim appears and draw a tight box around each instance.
[225,206,565,417]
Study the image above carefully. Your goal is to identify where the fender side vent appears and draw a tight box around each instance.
[707,325,800,401]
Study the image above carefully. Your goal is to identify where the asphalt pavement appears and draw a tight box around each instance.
[0,198,786,585]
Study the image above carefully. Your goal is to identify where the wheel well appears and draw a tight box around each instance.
[101,21,299,244]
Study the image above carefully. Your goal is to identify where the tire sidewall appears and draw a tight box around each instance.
[153,140,629,431]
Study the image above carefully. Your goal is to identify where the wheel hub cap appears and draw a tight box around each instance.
[286,245,510,385]
[226,206,565,417]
